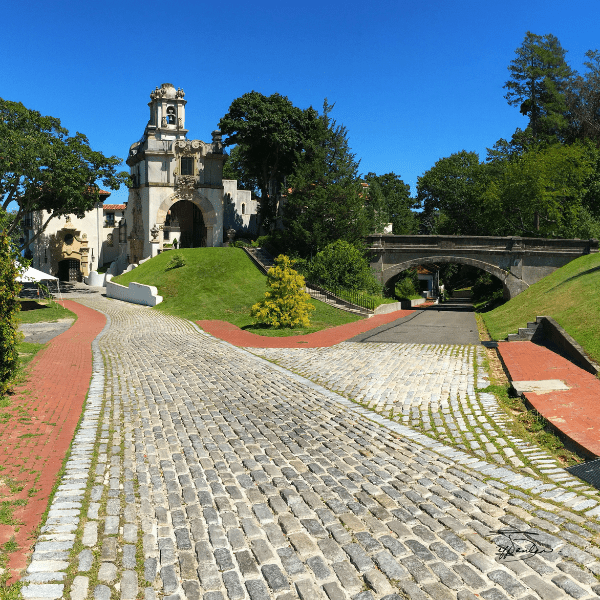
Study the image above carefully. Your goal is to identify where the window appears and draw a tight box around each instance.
[166,106,176,125]
[241,203,246,215]
[181,156,194,176]
[119,219,127,244]
[105,213,115,227]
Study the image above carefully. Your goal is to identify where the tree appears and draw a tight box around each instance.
[251,255,314,328]
[282,101,368,256]
[483,144,593,237]
[0,222,22,394]
[504,32,573,145]
[0,99,129,252]
[363,172,418,234]
[219,92,318,230]
[566,50,600,144]
[417,151,492,235]
[306,240,380,293]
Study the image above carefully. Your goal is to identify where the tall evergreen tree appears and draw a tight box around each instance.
[504,32,573,145]
[364,172,417,234]
[566,50,600,144]
[283,101,367,257]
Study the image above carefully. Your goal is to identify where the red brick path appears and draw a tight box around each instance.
[0,301,105,583]
[197,309,415,348]
[498,341,600,458]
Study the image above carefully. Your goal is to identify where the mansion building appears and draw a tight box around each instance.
[23,83,256,281]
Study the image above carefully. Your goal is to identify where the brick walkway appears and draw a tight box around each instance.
[0,301,105,583]
[197,310,415,348]
[498,341,600,458]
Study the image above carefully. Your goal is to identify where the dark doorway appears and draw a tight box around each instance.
[58,259,81,282]
[167,201,207,248]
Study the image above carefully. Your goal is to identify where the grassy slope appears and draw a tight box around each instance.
[482,252,600,364]
[113,248,362,336]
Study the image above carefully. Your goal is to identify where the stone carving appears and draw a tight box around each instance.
[176,88,185,98]
[175,175,197,200]
[178,118,183,129]
[128,189,144,263]
[161,117,167,127]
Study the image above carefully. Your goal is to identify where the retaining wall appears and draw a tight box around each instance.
[106,280,163,307]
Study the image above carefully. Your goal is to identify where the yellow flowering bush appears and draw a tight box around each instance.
[251,255,315,328]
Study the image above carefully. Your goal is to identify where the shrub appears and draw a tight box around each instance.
[0,230,22,394]
[307,240,381,294]
[251,255,315,328]
[394,268,420,300]
[165,253,186,271]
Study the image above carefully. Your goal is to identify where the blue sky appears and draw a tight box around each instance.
[3,0,600,205]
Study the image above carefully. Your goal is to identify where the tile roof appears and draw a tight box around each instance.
[102,204,126,210]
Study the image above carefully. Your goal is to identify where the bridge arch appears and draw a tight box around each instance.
[380,255,528,299]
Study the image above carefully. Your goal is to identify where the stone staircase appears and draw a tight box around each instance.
[243,247,373,316]
[507,316,542,341]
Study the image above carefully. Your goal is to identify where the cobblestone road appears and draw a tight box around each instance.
[23,299,600,600]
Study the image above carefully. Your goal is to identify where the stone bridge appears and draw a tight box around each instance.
[367,234,599,299]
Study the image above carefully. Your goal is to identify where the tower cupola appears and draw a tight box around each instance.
[145,83,187,141]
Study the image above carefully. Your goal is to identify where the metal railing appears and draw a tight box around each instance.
[306,281,376,312]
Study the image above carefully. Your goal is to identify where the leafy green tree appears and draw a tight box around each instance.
[219,92,318,230]
[504,32,573,144]
[306,240,380,293]
[251,255,314,328]
[483,144,593,237]
[363,172,418,234]
[0,98,129,251]
[223,145,258,193]
[282,102,368,256]
[417,151,492,235]
[0,222,22,394]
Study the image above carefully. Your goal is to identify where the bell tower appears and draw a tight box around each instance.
[145,83,188,141]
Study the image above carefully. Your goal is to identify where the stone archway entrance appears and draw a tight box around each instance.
[165,200,207,248]
[157,192,217,249]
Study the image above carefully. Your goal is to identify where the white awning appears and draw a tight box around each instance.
[16,266,59,282]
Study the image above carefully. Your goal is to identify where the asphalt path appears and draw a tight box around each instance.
[351,298,481,345]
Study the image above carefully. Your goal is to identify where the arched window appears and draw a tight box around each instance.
[166,106,176,125]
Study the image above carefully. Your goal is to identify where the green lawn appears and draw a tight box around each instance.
[482,252,600,364]
[113,248,362,336]
[18,300,76,324]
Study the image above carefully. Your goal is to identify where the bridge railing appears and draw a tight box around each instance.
[367,234,598,254]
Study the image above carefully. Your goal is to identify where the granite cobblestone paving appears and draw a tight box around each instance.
[22,298,600,599]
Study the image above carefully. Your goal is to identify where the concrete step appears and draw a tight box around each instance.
[518,327,537,337]
[507,333,531,342]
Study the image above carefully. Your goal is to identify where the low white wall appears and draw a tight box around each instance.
[106,280,163,307]
[84,271,106,286]
[373,301,405,315]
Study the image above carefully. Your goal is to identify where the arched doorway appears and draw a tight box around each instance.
[164,200,207,248]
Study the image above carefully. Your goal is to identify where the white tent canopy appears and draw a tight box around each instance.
[16,266,62,303]
[16,266,58,282]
